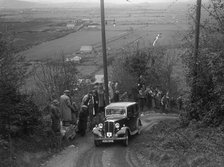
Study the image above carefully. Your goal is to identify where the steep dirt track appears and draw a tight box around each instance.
[44,113,178,167]
[75,141,142,167]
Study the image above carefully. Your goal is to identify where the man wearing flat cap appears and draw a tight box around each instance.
[50,99,61,133]
[60,90,74,124]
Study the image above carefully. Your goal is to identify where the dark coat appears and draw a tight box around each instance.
[50,104,61,132]
[78,107,89,136]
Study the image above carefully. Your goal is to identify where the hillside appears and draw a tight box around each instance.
[0,0,44,8]
[0,0,99,9]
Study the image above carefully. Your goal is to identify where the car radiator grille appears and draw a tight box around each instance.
[104,121,114,137]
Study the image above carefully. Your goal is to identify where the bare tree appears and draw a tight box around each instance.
[32,55,78,106]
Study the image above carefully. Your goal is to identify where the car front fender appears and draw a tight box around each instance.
[92,127,103,137]
[116,127,129,136]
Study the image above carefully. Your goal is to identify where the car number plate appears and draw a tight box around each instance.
[102,140,114,143]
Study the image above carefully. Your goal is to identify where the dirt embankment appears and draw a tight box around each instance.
[132,116,224,167]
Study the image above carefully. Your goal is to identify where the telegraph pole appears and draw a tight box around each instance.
[193,0,202,100]
[100,0,109,105]
[194,0,201,63]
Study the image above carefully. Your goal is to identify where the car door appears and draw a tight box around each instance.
[127,105,137,132]
[132,104,139,131]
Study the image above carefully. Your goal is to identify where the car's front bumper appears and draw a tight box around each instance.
[94,136,127,141]
[93,127,127,141]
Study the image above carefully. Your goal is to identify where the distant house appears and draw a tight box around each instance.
[87,25,97,28]
[87,23,100,28]
[80,45,93,53]
[65,56,81,63]
[66,23,75,29]
[82,18,91,23]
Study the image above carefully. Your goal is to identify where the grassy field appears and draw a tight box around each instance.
[0,2,190,79]
[18,29,124,61]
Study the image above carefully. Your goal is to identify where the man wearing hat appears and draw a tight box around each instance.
[50,99,61,133]
[60,90,74,125]
[77,105,89,136]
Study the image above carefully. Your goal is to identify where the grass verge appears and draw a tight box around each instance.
[132,119,224,167]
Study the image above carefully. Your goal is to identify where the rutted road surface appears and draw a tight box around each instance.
[43,113,178,167]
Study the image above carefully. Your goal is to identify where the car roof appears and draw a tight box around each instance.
[105,102,136,109]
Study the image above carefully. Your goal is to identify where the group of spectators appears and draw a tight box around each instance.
[137,75,183,113]
[48,82,121,138]
[48,76,184,140]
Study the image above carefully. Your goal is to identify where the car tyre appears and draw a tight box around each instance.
[94,140,100,147]
[123,131,129,146]
[137,120,142,135]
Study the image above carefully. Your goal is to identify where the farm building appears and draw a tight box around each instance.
[82,18,91,23]
[80,45,93,53]
[87,23,100,28]
[65,56,81,63]
[66,23,75,29]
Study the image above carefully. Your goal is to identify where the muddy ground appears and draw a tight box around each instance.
[42,113,178,167]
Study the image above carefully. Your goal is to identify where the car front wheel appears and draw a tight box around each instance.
[137,120,142,135]
[123,131,129,146]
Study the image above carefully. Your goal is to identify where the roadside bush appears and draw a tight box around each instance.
[133,119,224,167]
[184,50,224,126]
[32,57,78,107]
[0,74,41,138]
[182,0,224,126]
[111,47,183,101]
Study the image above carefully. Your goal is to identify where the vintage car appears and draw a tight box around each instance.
[92,102,142,146]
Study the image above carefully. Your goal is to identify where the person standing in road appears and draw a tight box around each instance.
[113,82,120,102]
[81,91,93,107]
[81,91,94,129]
[161,93,166,113]
[137,75,145,91]
[77,105,89,136]
[49,99,62,151]
[50,99,61,133]
[92,89,99,116]
[138,86,146,113]
[97,83,106,122]
[108,81,114,103]
[146,86,153,110]
[60,90,74,125]
[91,89,99,127]
[98,84,105,114]
[71,100,79,125]
[177,95,183,111]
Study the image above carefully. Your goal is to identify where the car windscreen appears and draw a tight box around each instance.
[105,108,125,116]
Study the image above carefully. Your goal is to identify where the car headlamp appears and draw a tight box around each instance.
[115,123,120,129]
[98,123,103,129]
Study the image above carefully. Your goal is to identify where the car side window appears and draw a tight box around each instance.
[127,106,134,117]
[133,104,139,116]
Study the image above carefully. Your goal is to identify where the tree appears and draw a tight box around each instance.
[0,35,42,167]
[0,36,25,135]
[182,0,224,125]
[0,35,41,136]
[32,56,78,107]
[111,47,182,99]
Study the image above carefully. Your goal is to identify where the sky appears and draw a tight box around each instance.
[19,0,191,4]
